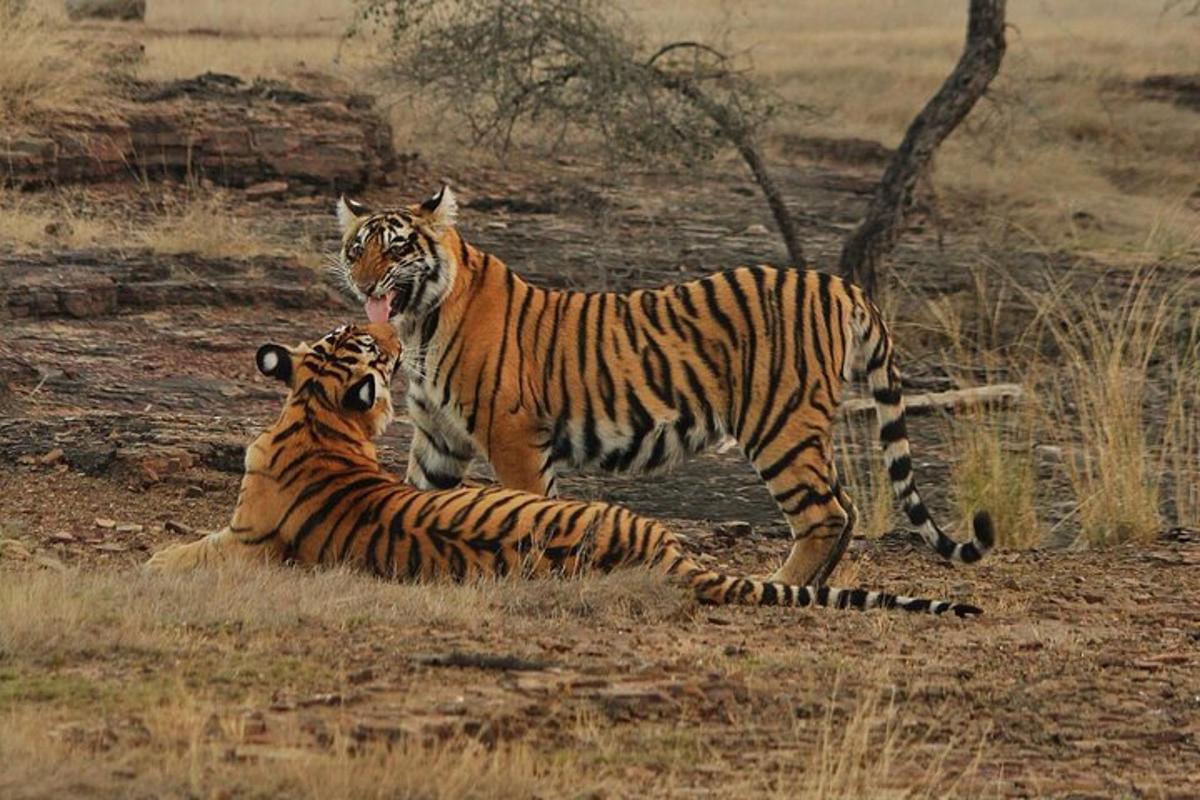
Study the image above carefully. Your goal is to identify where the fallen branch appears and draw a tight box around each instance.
[839,0,1007,294]
[412,651,555,672]
[840,383,1024,420]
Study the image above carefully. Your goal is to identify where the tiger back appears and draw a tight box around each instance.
[146,323,983,618]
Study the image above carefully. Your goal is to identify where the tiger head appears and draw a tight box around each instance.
[336,186,460,325]
[255,323,402,441]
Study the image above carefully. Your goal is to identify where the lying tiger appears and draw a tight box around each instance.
[335,188,994,588]
[146,324,981,617]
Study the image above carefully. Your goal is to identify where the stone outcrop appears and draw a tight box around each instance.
[1,72,396,193]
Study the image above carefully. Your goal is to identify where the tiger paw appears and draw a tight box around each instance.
[145,542,203,572]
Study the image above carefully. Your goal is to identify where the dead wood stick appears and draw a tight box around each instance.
[840,383,1024,420]
[413,651,555,672]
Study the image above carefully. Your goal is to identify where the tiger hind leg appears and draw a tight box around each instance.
[755,432,852,586]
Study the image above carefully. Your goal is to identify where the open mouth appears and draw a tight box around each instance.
[364,290,397,324]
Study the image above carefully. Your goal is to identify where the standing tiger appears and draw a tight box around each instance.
[146,323,981,617]
[336,188,994,588]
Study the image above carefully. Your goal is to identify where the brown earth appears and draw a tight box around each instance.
[2,152,1198,797]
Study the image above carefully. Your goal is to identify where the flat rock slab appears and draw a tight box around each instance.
[1,72,396,192]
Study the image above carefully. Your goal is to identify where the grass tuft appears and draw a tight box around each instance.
[949,410,1041,549]
[0,1,106,125]
[1037,270,1187,546]
[137,189,279,259]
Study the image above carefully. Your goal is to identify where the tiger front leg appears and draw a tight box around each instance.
[404,404,475,490]
[487,415,558,496]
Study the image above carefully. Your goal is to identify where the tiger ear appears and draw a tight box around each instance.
[343,375,377,412]
[256,344,294,386]
[337,195,372,235]
[415,185,457,234]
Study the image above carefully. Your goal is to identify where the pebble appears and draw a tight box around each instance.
[713,520,753,539]
[94,517,117,529]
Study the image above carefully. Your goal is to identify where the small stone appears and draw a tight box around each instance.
[115,523,144,534]
[244,180,289,200]
[37,448,66,466]
[94,517,117,529]
[347,668,374,685]
[713,520,753,539]
[184,485,205,498]
[95,543,129,553]
[297,693,343,708]
[49,531,77,543]
[739,223,770,236]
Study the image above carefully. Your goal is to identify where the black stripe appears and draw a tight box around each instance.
[880,418,908,443]
[758,435,822,483]
[873,387,902,405]
[887,455,912,482]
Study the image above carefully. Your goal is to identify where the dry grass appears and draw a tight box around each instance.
[1032,269,1194,546]
[137,190,273,258]
[630,0,1200,259]
[569,661,987,799]
[0,187,306,260]
[0,1,106,124]
[0,190,116,252]
[948,411,1041,550]
[0,563,687,662]
[0,704,586,800]
[792,672,986,800]
[137,0,350,81]
[10,0,1195,266]
[6,565,987,797]
[1162,309,1200,530]
[906,264,1042,549]
[835,419,895,540]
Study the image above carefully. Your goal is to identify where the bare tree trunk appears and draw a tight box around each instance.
[655,72,807,268]
[839,0,1006,296]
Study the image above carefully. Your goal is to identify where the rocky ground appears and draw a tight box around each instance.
[2,139,1199,797]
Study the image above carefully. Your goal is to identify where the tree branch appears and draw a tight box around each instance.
[644,41,730,67]
[652,68,806,267]
[838,0,1006,296]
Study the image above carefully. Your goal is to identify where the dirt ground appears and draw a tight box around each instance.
[3,151,1199,797]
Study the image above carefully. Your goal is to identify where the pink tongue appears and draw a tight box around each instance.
[364,292,395,324]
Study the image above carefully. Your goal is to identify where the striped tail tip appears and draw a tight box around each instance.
[957,511,995,564]
[950,602,983,618]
